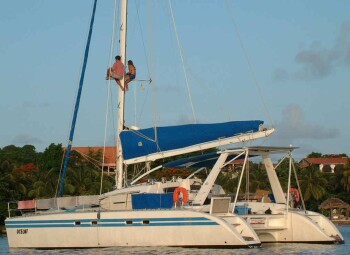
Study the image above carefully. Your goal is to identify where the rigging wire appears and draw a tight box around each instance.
[75,150,103,170]
[133,79,137,126]
[136,84,151,128]
[55,150,66,197]
[225,0,275,127]
[187,70,231,122]
[291,158,307,212]
[132,0,153,127]
[168,0,197,124]
[100,0,119,195]
[148,0,159,147]
[135,0,151,80]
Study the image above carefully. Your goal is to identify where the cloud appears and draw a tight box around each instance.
[12,134,44,145]
[272,68,289,81]
[273,104,339,141]
[273,22,350,81]
[293,42,334,80]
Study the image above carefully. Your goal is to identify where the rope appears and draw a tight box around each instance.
[292,156,307,212]
[75,150,102,170]
[101,0,118,195]
[225,0,274,127]
[123,1,153,128]
[136,0,151,79]
[133,81,137,126]
[136,84,151,128]
[168,0,197,123]
[148,0,159,147]
[55,149,66,198]
[129,129,157,142]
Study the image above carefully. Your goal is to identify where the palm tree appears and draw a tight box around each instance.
[64,164,103,195]
[3,164,28,200]
[299,166,327,201]
[248,164,270,191]
[26,166,61,199]
[340,169,350,191]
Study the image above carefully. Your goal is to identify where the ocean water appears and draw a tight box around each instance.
[0,226,349,255]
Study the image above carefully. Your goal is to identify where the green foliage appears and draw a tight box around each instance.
[340,170,350,191]
[0,174,11,225]
[216,162,271,194]
[154,168,192,181]
[307,152,323,158]
[1,145,37,165]
[307,152,348,158]
[0,144,116,225]
[298,166,327,201]
[0,144,349,225]
[38,143,64,171]
[216,172,239,194]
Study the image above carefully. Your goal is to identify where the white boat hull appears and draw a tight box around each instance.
[234,202,344,244]
[6,209,260,248]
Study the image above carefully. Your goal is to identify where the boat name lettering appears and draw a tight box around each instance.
[16,229,28,235]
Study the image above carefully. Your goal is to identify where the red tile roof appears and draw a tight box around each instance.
[71,146,117,165]
[301,157,350,166]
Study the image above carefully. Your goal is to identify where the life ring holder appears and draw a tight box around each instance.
[173,187,189,204]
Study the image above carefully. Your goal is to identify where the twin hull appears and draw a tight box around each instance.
[6,209,260,248]
[234,202,344,244]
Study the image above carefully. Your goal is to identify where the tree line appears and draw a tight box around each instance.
[0,144,115,225]
[1,144,349,226]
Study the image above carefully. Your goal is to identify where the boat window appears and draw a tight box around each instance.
[75,221,81,225]
[164,187,176,193]
[92,221,98,225]
[190,185,201,191]
[143,220,150,224]
[126,220,133,224]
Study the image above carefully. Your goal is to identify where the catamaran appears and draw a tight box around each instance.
[5,0,274,248]
[150,146,345,244]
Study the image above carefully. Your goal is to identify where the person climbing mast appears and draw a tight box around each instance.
[125,60,136,91]
[106,55,125,91]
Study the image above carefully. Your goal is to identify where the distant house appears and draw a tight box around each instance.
[70,146,117,175]
[299,157,350,173]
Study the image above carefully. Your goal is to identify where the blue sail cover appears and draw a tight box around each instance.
[120,120,263,160]
[163,152,255,169]
[163,152,221,168]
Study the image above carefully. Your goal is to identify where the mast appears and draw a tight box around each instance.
[57,0,98,197]
[116,0,128,189]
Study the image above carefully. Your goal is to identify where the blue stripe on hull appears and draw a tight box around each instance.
[6,217,218,228]
[6,222,218,229]
[6,217,209,225]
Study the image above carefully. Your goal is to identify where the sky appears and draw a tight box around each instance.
[0,0,349,160]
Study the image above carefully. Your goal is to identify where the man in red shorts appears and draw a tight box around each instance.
[106,55,125,91]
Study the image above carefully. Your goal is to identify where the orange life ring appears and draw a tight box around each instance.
[289,188,300,202]
[173,187,189,203]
